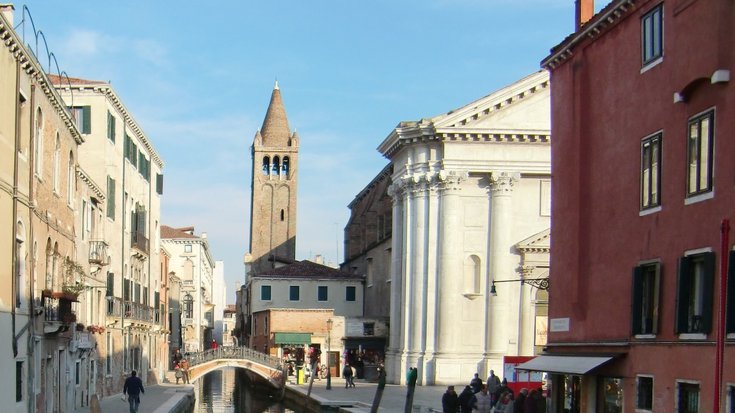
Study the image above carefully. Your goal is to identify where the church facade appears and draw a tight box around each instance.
[378,71,551,385]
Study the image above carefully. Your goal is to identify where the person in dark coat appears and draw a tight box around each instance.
[513,388,528,413]
[442,385,460,413]
[342,363,354,388]
[458,385,475,413]
[470,373,483,394]
[123,370,145,413]
[494,378,514,404]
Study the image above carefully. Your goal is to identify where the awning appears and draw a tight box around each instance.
[515,355,614,375]
[274,332,311,345]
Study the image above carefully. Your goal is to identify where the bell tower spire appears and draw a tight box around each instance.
[248,82,299,274]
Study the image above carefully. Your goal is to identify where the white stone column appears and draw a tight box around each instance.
[386,182,404,384]
[401,181,413,379]
[410,176,430,384]
[437,171,465,354]
[422,176,440,384]
[487,171,519,358]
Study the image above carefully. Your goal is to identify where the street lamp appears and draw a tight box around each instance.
[490,277,550,295]
[326,318,333,390]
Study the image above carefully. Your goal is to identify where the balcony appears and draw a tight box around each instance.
[131,231,149,254]
[88,240,110,265]
[105,296,157,324]
[42,290,78,334]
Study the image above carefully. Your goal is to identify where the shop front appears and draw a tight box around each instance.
[274,332,312,376]
[343,337,386,381]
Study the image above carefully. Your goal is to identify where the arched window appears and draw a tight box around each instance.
[272,156,280,176]
[35,108,43,176]
[282,156,290,176]
[67,151,75,206]
[16,221,26,308]
[53,133,61,193]
[183,294,194,319]
[262,156,270,175]
[464,255,481,294]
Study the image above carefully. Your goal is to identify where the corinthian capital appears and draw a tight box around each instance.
[437,169,467,192]
[489,171,520,194]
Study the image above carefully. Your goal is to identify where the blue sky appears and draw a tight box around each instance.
[18,0,592,302]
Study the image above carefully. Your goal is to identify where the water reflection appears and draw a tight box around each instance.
[194,367,297,413]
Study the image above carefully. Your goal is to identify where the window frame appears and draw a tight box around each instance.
[632,261,661,336]
[260,285,272,301]
[317,285,328,302]
[640,132,662,210]
[636,375,654,411]
[676,380,700,413]
[686,109,715,198]
[107,110,116,142]
[289,285,300,301]
[346,286,356,302]
[641,4,663,67]
[675,251,715,335]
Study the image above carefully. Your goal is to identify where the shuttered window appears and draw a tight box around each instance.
[106,176,115,219]
[631,262,660,335]
[107,111,116,142]
[675,252,715,334]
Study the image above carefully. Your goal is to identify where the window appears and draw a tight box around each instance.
[261,285,272,301]
[364,322,375,336]
[727,251,735,334]
[156,173,164,195]
[67,152,75,206]
[106,176,115,219]
[346,286,356,302]
[280,209,285,221]
[69,106,91,134]
[636,376,653,411]
[598,377,623,413]
[632,262,660,335]
[34,108,43,176]
[641,4,663,66]
[289,286,300,301]
[124,134,138,167]
[107,111,116,142]
[272,156,280,175]
[75,360,80,386]
[686,110,714,197]
[677,381,699,413]
[16,360,23,402]
[318,286,328,301]
[183,294,193,319]
[282,156,290,176]
[53,134,61,193]
[641,133,661,209]
[675,252,714,334]
[262,156,270,175]
[727,385,735,413]
[184,244,192,253]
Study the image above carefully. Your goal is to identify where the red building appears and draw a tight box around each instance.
[519,0,735,412]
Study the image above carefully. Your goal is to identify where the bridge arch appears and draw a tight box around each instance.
[184,347,286,390]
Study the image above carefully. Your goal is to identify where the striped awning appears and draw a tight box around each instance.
[274,332,311,345]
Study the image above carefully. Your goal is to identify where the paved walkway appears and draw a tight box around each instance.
[74,383,194,413]
[288,376,448,412]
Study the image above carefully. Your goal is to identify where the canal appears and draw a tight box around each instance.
[194,367,300,413]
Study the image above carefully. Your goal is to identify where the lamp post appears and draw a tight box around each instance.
[490,277,550,295]
[326,318,333,390]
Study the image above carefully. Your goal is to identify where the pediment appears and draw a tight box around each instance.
[432,70,550,132]
[516,228,550,252]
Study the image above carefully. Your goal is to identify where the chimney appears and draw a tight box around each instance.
[575,0,594,30]
[0,4,14,26]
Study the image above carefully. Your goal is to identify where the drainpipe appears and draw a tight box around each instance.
[27,81,37,413]
[121,114,127,372]
[715,219,729,412]
[11,45,22,358]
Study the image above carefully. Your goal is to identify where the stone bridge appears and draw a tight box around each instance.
[185,346,286,389]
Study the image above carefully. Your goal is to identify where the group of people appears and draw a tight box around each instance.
[442,370,546,413]
[172,349,191,384]
[342,363,356,388]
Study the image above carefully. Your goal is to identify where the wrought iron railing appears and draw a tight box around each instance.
[186,346,283,371]
[88,240,110,265]
[105,296,156,323]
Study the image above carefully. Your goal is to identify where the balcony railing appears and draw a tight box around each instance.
[43,291,77,332]
[105,296,157,324]
[131,231,149,254]
[88,240,110,265]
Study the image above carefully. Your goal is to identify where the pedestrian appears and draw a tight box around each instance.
[211,339,218,350]
[458,385,475,413]
[494,378,514,404]
[442,385,460,413]
[174,363,182,384]
[524,389,539,413]
[350,364,356,387]
[513,388,528,413]
[180,358,190,384]
[342,363,353,388]
[123,370,145,413]
[172,348,183,368]
[470,373,483,394]
[486,369,501,405]
[493,391,513,413]
[472,385,492,413]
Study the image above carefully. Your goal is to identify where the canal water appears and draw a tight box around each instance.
[194,367,299,413]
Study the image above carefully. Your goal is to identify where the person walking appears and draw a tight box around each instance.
[342,363,353,388]
[180,358,191,384]
[493,391,513,413]
[470,373,483,394]
[442,385,460,413]
[472,385,492,413]
[458,385,475,413]
[513,388,528,413]
[123,370,145,413]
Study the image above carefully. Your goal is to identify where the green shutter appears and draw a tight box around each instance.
[700,252,715,333]
[106,176,116,219]
[156,174,164,195]
[631,266,644,335]
[107,111,116,142]
[675,256,692,334]
[82,106,91,134]
[727,251,735,334]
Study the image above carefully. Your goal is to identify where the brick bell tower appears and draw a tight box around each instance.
[248,81,299,274]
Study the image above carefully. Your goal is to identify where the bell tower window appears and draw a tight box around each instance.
[262,156,270,175]
[272,156,280,176]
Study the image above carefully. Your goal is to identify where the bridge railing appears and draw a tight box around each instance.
[186,346,283,371]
